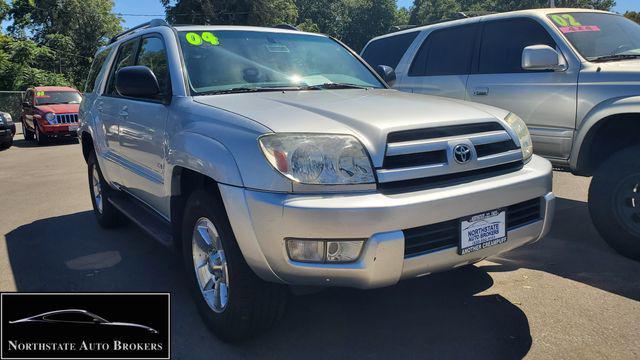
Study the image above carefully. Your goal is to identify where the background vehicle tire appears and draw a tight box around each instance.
[22,121,34,141]
[589,145,640,260]
[35,124,47,145]
[181,188,287,342]
[87,151,125,228]
[0,140,12,149]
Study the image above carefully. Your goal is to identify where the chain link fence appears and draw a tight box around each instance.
[0,91,25,121]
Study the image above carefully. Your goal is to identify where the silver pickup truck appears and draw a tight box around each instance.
[79,20,554,340]
[363,8,640,260]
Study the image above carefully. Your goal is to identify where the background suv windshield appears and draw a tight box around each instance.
[178,30,384,94]
[548,12,640,60]
[35,91,82,105]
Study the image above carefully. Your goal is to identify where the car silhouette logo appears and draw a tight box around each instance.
[9,309,158,334]
[453,144,472,164]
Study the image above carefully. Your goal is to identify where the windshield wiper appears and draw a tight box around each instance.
[302,83,371,90]
[589,54,640,63]
[197,87,298,95]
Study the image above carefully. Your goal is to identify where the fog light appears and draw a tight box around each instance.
[326,241,363,263]
[286,239,365,263]
[286,239,324,263]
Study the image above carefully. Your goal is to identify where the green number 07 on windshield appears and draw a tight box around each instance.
[185,32,220,46]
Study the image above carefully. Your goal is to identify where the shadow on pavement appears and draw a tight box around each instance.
[5,211,532,359]
[487,197,640,301]
[10,138,79,148]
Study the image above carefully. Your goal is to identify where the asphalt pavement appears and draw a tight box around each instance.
[0,127,639,359]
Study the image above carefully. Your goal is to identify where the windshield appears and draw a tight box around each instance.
[178,30,384,94]
[35,91,82,105]
[548,12,640,61]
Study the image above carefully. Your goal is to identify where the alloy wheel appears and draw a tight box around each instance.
[614,175,640,236]
[192,217,229,313]
[92,166,103,214]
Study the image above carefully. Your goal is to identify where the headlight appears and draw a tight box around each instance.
[259,134,375,185]
[504,112,533,163]
[3,113,12,123]
[45,112,57,124]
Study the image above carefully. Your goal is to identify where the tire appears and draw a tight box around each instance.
[0,140,12,149]
[589,145,640,260]
[181,188,287,342]
[35,124,47,145]
[22,121,34,141]
[87,151,125,228]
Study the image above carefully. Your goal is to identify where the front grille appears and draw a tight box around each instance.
[378,122,522,189]
[54,113,78,124]
[403,198,542,257]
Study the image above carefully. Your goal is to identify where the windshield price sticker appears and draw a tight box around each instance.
[559,25,601,34]
[186,32,220,46]
[35,91,46,97]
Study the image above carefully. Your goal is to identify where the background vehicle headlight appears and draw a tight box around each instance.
[3,113,12,123]
[504,112,533,163]
[45,112,57,124]
[259,134,375,185]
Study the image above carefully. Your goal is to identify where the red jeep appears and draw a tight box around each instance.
[21,86,82,145]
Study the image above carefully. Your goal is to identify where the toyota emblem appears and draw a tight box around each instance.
[453,144,472,164]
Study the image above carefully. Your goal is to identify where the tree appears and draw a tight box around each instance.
[341,0,397,51]
[9,0,122,88]
[625,11,640,24]
[295,0,347,37]
[162,0,298,26]
[297,18,320,32]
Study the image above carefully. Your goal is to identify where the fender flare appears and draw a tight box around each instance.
[166,131,243,192]
[571,95,640,172]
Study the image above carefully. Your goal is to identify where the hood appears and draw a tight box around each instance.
[581,60,640,83]
[195,89,507,163]
[103,321,158,333]
[35,103,80,114]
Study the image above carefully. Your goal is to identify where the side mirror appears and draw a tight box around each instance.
[115,66,160,98]
[522,45,564,71]
[375,65,397,87]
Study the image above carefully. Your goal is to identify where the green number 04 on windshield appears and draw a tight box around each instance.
[185,32,220,46]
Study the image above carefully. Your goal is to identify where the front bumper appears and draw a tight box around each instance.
[220,155,555,289]
[41,123,78,137]
[0,123,15,141]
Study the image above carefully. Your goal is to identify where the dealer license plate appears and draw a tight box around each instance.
[459,209,507,255]
[68,124,78,132]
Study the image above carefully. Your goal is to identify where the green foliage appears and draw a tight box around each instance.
[162,0,298,26]
[0,35,73,91]
[295,0,347,37]
[341,0,397,52]
[297,18,320,32]
[625,11,640,24]
[8,0,122,88]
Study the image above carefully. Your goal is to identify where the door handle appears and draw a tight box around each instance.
[118,106,128,118]
[96,101,103,112]
[473,87,489,96]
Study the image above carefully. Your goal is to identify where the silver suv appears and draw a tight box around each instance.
[79,20,554,340]
[363,8,640,260]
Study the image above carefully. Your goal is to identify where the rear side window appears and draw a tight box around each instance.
[478,18,556,74]
[137,36,170,95]
[85,49,110,93]
[106,38,140,95]
[409,24,477,76]
[361,31,419,69]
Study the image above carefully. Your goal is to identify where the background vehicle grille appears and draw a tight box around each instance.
[403,198,542,257]
[54,113,78,124]
[378,122,521,190]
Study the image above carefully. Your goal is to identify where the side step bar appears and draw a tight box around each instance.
[108,193,173,248]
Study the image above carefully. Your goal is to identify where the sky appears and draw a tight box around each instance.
[115,0,638,28]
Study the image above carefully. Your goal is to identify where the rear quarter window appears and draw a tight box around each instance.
[84,49,111,93]
[361,31,420,69]
[409,24,478,76]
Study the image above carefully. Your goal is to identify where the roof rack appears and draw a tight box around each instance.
[109,19,170,44]
[272,24,299,31]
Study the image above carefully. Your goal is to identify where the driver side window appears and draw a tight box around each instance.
[106,38,140,96]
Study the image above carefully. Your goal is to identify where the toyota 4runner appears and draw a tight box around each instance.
[363,8,640,260]
[79,20,555,341]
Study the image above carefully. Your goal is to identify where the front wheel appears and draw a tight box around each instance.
[181,188,287,342]
[589,146,640,260]
[35,124,47,145]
